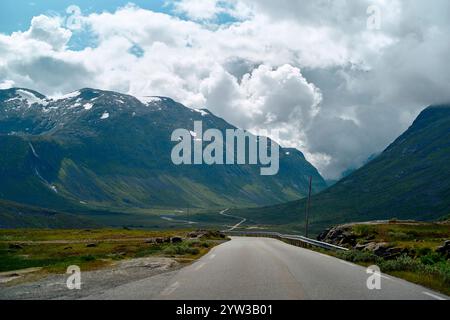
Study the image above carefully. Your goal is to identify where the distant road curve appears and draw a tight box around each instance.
[219,208,247,232]
[86,237,449,300]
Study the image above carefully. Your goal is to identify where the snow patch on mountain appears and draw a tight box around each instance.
[193,109,209,116]
[50,91,81,101]
[100,112,109,120]
[137,96,162,104]
[16,89,49,107]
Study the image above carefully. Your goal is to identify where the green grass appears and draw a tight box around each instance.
[350,222,450,252]
[331,250,450,296]
[317,221,450,296]
[0,228,185,242]
[0,229,227,274]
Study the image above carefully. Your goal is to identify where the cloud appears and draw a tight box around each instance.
[22,15,72,50]
[0,79,15,89]
[172,0,252,21]
[1,1,450,179]
[172,0,222,20]
[199,64,321,130]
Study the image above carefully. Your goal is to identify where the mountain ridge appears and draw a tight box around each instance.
[0,87,327,222]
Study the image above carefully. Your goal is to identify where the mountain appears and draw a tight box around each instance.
[231,104,450,233]
[0,88,326,217]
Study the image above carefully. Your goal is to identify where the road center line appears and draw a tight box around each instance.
[161,281,179,296]
[194,263,206,271]
[422,291,446,300]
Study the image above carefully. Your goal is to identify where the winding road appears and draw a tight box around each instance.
[85,237,448,300]
[219,208,247,232]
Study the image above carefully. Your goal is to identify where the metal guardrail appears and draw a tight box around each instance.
[224,231,349,251]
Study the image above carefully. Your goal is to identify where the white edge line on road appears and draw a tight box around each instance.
[337,261,403,285]
[194,263,206,271]
[379,274,402,285]
[338,260,357,267]
[381,274,393,281]
[315,252,401,284]
[316,252,334,259]
[161,281,179,296]
[422,291,446,300]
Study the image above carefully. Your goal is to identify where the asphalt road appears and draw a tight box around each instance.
[86,237,448,300]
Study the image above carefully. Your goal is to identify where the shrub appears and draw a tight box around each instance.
[418,261,450,286]
[162,246,177,256]
[420,252,446,265]
[353,225,372,237]
[416,247,432,256]
[81,255,96,262]
[336,250,379,263]
[378,254,420,272]
[199,241,211,248]
[162,243,200,256]
[387,231,411,241]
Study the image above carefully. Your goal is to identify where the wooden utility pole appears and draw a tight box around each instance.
[305,176,312,238]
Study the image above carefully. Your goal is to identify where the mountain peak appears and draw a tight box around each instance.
[0,86,327,213]
[0,87,45,99]
[0,87,49,107]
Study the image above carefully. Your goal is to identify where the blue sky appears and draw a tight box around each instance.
[0,0,168,33]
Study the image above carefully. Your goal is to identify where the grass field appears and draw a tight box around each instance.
[320,221,450,296]
[0,229,227,274]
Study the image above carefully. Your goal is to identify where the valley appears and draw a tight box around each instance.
[0,87,326,229]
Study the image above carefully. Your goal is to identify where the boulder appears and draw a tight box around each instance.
[86,243,97,248]
[339,231,357,246]
[372,242,390,257]
[188,231,205,238]
[187,230,226,239]
[317,228,331,242]
[354,243,368,251]
[436,240,450,258]
[155,237,164,244]
[9,243,23,250]
[171,236,183,243]
[384,247,406,259]
[355,242,391,257]
[316,225,355,246]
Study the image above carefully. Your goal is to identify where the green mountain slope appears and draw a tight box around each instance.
[0,200,98,228]
[231,104,450,233]
[0,88,326,215]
